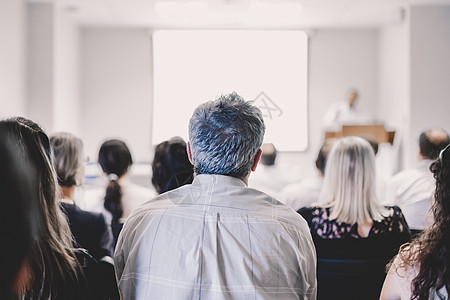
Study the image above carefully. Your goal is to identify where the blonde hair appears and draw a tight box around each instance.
[319,136,387,224]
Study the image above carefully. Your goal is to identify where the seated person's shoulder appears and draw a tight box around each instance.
[383,205,406,220]
[297,206,325,217]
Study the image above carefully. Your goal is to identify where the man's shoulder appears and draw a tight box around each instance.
[391,167,419,184]
[390,164,432,186]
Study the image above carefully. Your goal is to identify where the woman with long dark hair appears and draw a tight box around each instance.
[381,144,450,299]
[0,117,91,299]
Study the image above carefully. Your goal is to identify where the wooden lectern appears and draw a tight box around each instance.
[325,125,395,144]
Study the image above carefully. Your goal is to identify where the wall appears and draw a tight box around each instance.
[27,2,54,132]
[0,0,26,118]
[79,28,379,178]
[53,5,81,135]
[377,5,450,170]
[280,29,379,180]
[80,28,153,162]
[410,6,450,159]
[378,9,411,171]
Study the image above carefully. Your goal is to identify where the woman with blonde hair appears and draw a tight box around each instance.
[0,117,93,299]
[298,136,411,259]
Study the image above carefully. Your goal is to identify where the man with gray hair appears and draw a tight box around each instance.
[115,92,317,299]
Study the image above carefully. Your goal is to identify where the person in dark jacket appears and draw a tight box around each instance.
[50,132,113,260]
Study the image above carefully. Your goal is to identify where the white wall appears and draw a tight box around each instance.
[27,2,81,134]
[0,0,26,118]
[378,9,411,171]
[27,2,54,132]
[279,29,379,180]
[378,5,450,170]
[410,6,450,159]
[80,28,153,162]
[53,5,81,135]
[79,28,379,179]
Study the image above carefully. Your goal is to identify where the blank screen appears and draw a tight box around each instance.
[152,30,308,151]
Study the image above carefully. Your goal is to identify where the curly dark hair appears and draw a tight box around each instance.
[396,145,450,299]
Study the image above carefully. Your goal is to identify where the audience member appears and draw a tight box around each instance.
[385,128,450,231]
[151,136,193,194]
[280,138,337,210]
[299,136,411,260]
[0,117,96,299]
[115,92,317,299]
[98,139,155,245]
[50,133,113,260]
[0,131,38,300]
[380,144,450,299]
[248,143,296,197]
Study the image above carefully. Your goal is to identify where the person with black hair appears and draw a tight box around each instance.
[380,143,450,299]
[151,137,193,194]
[386,128,450,231]
[0,129,38,300]
[0,117,96,299]
[281,138,337,211]
[98,139,154,246]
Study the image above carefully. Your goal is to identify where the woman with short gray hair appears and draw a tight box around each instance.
[50,132,113,261]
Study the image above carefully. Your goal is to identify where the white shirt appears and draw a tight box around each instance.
[322,101,371,131]
[280,176,323,211]
[249,164,297,198]
[115,174,317,300]
[385,160,435,230]
[381,251,448,300]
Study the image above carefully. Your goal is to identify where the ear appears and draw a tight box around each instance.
[418,147,424,160]
[187,141,193,164]
[251,148,263,172]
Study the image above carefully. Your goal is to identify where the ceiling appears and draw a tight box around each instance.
[30,0,450,29]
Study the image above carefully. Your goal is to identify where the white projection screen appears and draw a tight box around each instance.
[152,30,308,151]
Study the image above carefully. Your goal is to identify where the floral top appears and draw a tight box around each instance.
[298,206,412,259]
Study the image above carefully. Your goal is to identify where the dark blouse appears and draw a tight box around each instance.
[298,206,412,260]
[60,203,113,260]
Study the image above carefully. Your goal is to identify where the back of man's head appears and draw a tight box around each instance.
[316,138,337,176]
[419,128,450,160]
[189,92,265,179]
[260,143,277,166]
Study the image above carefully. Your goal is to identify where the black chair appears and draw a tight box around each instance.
[317,258,390,300]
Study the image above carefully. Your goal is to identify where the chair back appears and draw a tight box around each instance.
[317,258,389,300]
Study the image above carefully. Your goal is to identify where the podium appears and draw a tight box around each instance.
[325,125,395,144]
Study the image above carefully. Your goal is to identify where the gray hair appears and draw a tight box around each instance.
[319,136,387,224]
[50,132,84,187]
[188,92,265,178]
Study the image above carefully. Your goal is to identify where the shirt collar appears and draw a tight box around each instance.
[417,159,433,169]
[193,174,247,188]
